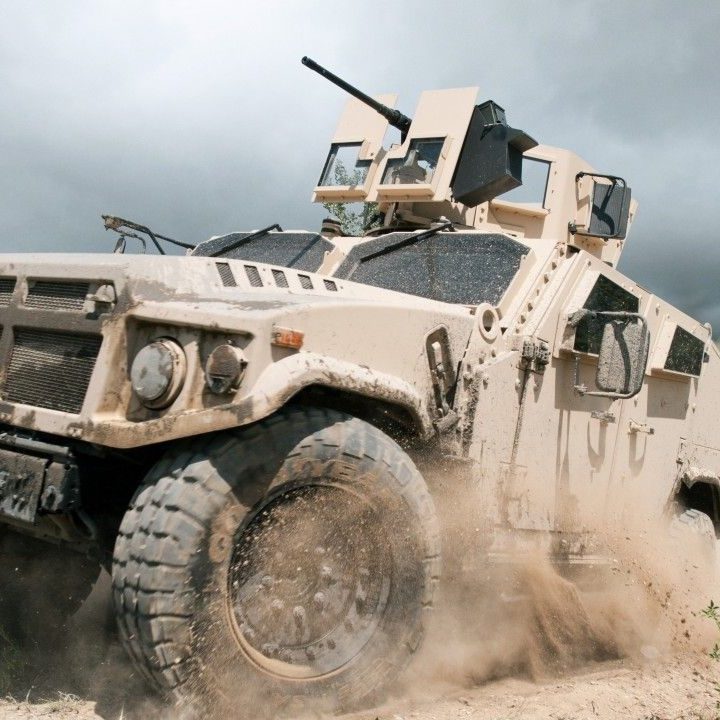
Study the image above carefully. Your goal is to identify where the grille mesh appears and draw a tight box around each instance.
[4,329,102,413]
[323,279,338,291]
[298,274,313,290]
[0,278,16,305]
[244,266,263,287]
[216,262,236,287]
[26,281,89,311]
[272,269,289,288]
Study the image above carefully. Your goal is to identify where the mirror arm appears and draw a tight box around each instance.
[574,380,640,400]
[572,311,648,399]
[571,309,642,324]
[573,354,589,395]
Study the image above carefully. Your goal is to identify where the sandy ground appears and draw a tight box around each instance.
[359,657,719,720]
[0,655,716,720]
[0,565,718,720]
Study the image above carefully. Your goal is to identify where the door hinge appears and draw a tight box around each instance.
[426,328,456,417]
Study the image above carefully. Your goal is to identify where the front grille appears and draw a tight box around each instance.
[0,278,16,305]
[26,280,90,311]
[4,329,102,413]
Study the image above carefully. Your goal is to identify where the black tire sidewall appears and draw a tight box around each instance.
[123,411,439,711]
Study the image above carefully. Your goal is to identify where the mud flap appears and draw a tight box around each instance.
[0,448,46,523]
[0,445,79,523]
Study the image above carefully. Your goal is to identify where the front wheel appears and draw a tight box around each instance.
[112,408,439,713]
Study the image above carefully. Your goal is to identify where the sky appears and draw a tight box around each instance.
[1,1,719,332]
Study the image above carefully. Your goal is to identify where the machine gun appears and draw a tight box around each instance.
[302,57,412,139]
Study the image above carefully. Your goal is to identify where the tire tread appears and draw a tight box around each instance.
[112,406,439,703]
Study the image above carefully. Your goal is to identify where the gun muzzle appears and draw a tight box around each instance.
[302,56,411,136]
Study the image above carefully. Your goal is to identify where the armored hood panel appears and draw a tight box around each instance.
[334,231,527,306]
[191,231,333,272]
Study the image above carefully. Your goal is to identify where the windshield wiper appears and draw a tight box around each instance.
[207,223,283,258]
[361,220,455,263]
[208,223,282,257]
[103,215,194,254]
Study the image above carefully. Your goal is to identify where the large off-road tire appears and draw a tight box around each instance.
[112,408,440,714]
[0,530,101,647]
[669,508,719,576]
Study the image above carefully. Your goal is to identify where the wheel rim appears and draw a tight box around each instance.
[228,483,392,679]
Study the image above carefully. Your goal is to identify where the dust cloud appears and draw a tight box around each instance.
[0,469,717,719]
[394,460,719,710]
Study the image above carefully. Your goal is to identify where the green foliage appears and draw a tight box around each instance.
[321,160,379,237]
[702,599,720,630]
[702,600,720,712]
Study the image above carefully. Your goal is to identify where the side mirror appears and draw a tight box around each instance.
[569,173,632,240]
[571,311,649,399]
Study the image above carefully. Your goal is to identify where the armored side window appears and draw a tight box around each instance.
[496,158,550,208]
[380,138,445,186]
[664,326,705,376]
[574,275,639,354]
[319,143,371,187]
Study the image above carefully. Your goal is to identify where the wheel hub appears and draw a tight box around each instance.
[228,484,390,678]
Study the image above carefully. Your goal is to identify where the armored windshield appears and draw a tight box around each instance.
[192,232,333,272]
[334,232,526,305]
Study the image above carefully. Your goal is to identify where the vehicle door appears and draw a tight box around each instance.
[551,268,645,534]
[609,313,710,527]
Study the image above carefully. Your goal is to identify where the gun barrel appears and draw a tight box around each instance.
[302,56,411,135]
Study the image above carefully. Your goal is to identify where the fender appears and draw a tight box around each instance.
[682,466,720,490]
[83,352,434,448]
[677,441,720,490]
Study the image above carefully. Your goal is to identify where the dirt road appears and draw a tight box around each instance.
[1,545,718,720]
[0,654,716,719]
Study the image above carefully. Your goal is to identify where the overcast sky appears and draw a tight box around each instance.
[1,1,719,332]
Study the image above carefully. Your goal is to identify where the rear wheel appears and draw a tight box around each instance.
[112,408,439,713]
[669,508,719,576]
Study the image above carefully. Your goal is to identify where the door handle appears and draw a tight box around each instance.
[628,420,654,435]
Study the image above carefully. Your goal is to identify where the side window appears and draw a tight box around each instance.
[498,158,550,208]
[574,275,639,354]
[664,326,705,376]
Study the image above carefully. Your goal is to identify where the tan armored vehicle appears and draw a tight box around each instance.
[0,57,717,711]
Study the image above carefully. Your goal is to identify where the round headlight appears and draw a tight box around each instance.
[131,338,186,409]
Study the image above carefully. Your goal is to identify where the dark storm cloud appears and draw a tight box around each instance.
[1,0,719,332]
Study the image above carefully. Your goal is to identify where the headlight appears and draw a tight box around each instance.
[130,338,186,409]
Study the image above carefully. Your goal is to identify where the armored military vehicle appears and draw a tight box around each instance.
[0,57,717,712]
